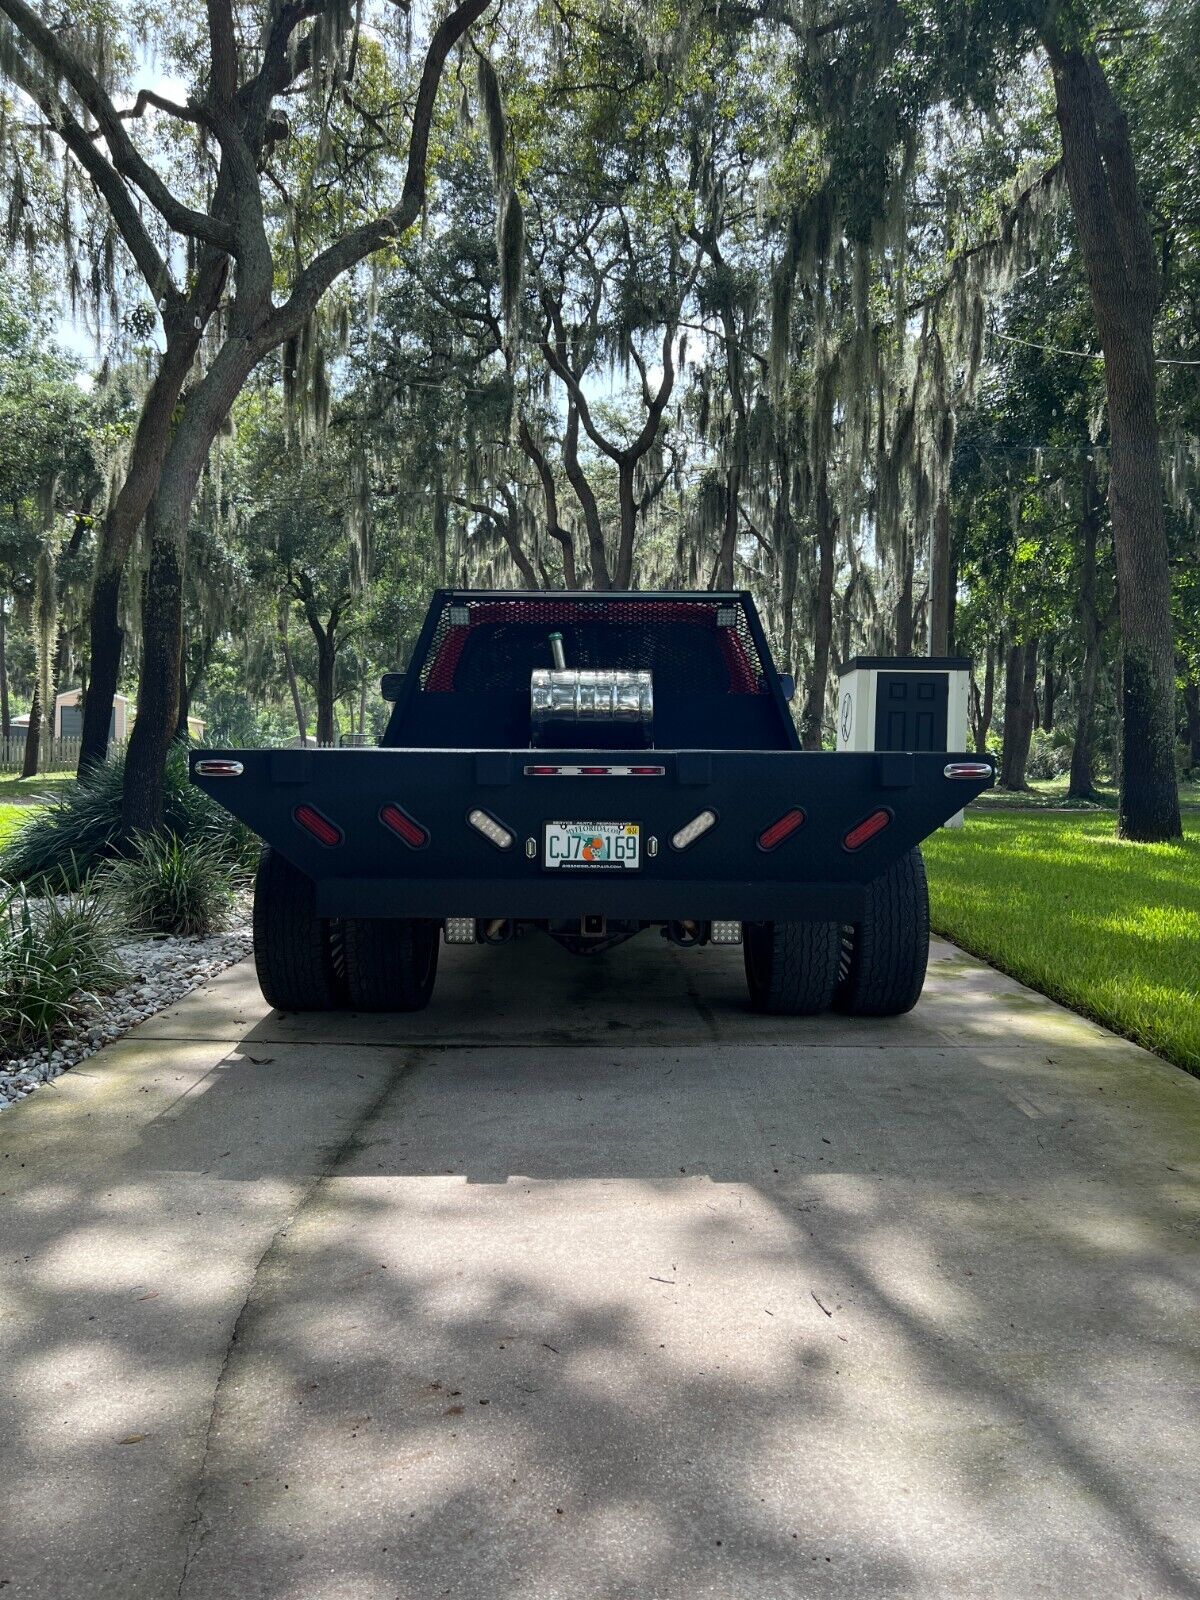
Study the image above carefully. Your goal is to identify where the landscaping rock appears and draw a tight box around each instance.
[0,917,253,1112]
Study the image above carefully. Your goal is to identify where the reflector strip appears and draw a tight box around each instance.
[379,803,428,849]
[757,807,806,851]
[194,758,243,777]
[468,808,514,849]
[671,809,718,850]
[293,804,342,847]
[944,761,994,780]
[523,764,666,777]
[843,808,892,851]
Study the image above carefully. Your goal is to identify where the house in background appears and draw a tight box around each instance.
[53,689,205,742]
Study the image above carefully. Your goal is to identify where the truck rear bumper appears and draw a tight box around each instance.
[314,876,867,922]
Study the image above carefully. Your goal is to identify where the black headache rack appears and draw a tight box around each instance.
[381,589,799,752]
[190,745,995,923]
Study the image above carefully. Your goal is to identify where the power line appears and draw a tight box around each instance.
[993,330,1200,366]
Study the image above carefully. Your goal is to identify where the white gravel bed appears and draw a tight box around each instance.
[0,922,252,1112]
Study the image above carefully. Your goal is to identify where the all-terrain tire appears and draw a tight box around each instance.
[834,847,929,1017]
[342,917,440,1012]
[253,846,347,1011]
[742,919,842,1015]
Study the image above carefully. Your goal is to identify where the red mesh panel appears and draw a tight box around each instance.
[424,625,469,691]
[421,598,764,694]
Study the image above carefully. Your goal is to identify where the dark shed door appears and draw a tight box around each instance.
[874,672,948,751]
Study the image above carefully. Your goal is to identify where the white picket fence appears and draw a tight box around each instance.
[0,735,128,775]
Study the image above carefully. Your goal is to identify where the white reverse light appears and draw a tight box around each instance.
[467,808,514,849]
[710,921,742,945]
[671,809,717,851]
[444,918,477,944]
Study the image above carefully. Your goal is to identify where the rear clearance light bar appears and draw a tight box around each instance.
[293,804,342,847]
[944,761,994,780]
[468,808,515,850]
[524,764,666,777]
[671,809,717,851]
[194,758,243,777]
[757,807,806,852]
[379,803,428,849]
[843,808,892,851]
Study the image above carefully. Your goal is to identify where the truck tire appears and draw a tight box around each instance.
[342,917,439,1012]
[834,847,929,1017]
[253,846,347,1011]
[742,920,841,1015]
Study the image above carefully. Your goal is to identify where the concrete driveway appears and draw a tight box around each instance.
[2,935,1198,1600]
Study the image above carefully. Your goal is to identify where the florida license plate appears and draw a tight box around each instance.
[543,821,640,870]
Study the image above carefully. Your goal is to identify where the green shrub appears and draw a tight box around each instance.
[0,880,126,1050]
[102,832,238,937]
[1027,729,1073,781]
[0,745,258,889]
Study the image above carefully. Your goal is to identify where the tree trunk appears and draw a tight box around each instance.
[774,433,800,673]
[973,638,996,755]
[947,558,958,654]
[893,536,915,656]
[77,293,223,773]
[1184,677,1200,775]
[1047,41,1181,841]
[316,637,336,746]
[799,477,836,750]
[562,404,610,590]
[1000,636,1039,789]
[277,600,307,744]
[121,514,183,835]
[716,459,741,592]
[78,569,125,770]
[175,626,191,741]
[928,498,951,655]
[1068,468,1103,799]
[20,684,40,779]
[614,460,638,590]
[1041,644,1056,732]
[0,599,9,739]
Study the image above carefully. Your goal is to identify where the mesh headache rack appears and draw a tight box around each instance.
[415,591,768,697]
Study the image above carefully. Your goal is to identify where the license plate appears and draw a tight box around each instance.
[544,821,640,870]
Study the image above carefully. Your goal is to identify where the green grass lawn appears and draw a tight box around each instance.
[923,812,1200,1074]
[972,775,1200,810]
[0,804,42,852]
[0,771,77,804]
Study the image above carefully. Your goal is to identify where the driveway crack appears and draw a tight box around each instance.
[175,1052,418,1598]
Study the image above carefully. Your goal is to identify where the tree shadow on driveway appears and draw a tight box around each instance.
[2,937,1199,1598]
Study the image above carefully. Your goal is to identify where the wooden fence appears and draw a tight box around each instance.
[0,736,128,775]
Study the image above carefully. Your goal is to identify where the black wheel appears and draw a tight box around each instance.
[742,919,841,1015]
[834,847,929,1017]
[342,917,439,1012]
[253,846,347,1011]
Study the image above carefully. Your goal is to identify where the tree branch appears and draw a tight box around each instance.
[255,0,495,353]
[0,0,237,249]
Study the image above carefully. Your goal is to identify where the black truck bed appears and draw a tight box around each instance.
[190,743,992,923]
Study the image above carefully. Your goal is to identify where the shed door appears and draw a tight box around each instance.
[874,672,948,751]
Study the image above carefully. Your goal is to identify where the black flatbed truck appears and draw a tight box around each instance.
[191,589,994,1016]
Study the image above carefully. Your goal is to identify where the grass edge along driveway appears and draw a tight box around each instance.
[924,811,1199,1076]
